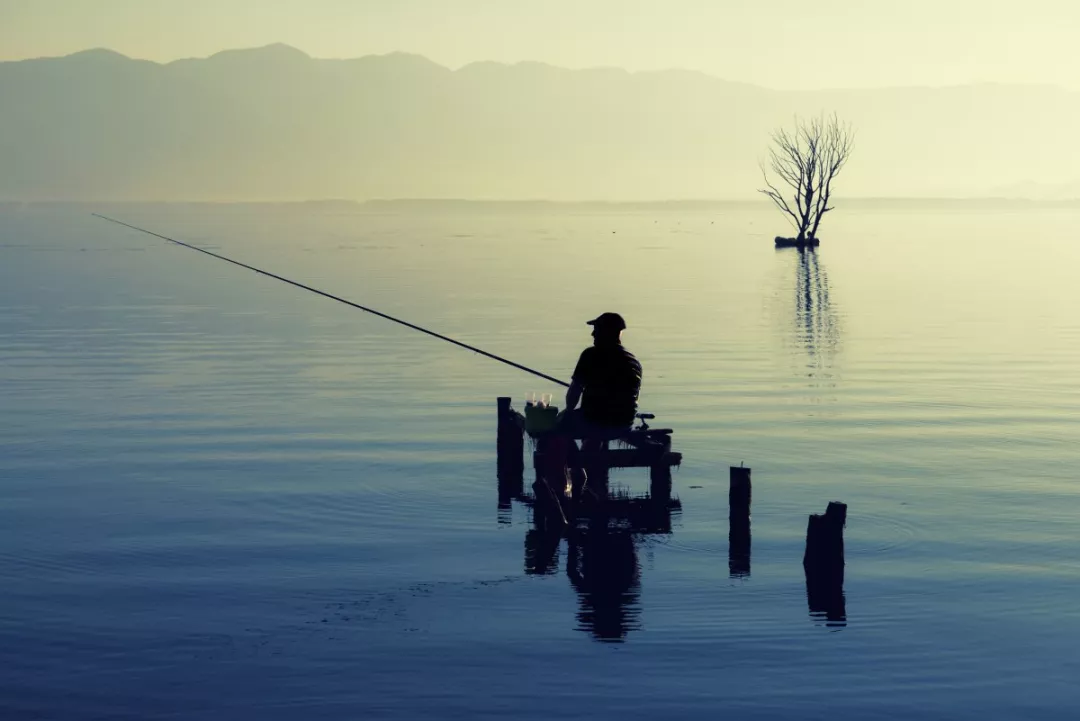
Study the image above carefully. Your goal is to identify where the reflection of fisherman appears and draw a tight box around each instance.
[559,312,642,445]
[566,528,641,641]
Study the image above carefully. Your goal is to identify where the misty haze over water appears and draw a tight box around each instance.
[3,45,1080,202]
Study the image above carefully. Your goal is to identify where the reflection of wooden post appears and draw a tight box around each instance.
[803,501,847,625]
[728,466,751,577]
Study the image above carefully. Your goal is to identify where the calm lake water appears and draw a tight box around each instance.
[2,203,1079,720]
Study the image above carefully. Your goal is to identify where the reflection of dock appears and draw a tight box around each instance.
[513,484,682,642]
[510,478,683,534]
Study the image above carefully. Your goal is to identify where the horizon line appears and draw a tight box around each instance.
[5,196,1080,207]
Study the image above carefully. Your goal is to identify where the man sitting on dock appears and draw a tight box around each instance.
[561,312,642,444]
[539,312,641,499]
[528,311,646,520]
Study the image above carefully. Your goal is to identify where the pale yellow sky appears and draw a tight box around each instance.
[1,0,1077,90]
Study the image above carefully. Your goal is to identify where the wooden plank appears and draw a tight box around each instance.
[533,449,682,470]
[623,428,673,437]
[524,425,672,441]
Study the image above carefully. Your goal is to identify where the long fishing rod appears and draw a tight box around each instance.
[92,213,570,388]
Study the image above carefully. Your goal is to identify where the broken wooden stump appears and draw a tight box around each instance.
[803,501,846,567]
[803,501,847,626]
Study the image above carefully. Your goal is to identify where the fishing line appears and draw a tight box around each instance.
[92,213,570,387]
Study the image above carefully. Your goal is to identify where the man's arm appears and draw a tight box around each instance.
[566,347,591,411]
[565,379,583,411]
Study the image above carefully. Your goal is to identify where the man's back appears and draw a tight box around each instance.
[572,343,642,427]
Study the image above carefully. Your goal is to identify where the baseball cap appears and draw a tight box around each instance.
[586,312,627,330]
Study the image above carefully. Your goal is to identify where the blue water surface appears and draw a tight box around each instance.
[1,204,1079,720]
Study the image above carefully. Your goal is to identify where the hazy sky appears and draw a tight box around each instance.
[1,0,1076,89]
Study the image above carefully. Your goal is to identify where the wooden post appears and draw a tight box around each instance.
[728,465,751,577]
[803,501,845,567]
[496,397,524,484]
[649,464,672,503]
[803,501,847,625]
[496,397,525,525]
[729,465,751,513]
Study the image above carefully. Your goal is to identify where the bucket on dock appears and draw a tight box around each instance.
[524,403,560,434]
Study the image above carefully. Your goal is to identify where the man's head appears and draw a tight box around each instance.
[586,312,626,345]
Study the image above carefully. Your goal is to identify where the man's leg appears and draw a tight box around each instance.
[549,410,592,499]
[562,412,629,500]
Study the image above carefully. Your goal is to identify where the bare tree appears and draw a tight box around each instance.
[760,114,854,243]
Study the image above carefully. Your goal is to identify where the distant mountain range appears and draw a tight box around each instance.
[2,44,1078,201]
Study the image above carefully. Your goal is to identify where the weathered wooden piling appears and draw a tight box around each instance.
[648,431,674,502]
[803,501,847,625]
[803,501,846,567]
[649,464,672,503]
[496,397,525,483]
[728,465,752,577]
[496,397,526,524]
[729,465,751,514]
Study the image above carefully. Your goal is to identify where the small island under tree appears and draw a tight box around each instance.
[760,113,854,248]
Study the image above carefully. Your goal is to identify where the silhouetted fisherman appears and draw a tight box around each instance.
[546,312,642,495]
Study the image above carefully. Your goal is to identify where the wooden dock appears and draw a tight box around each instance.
[496,396,683,528]
[495,396,682,472]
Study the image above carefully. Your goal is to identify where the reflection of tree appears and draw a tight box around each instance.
[793,248,840,377]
